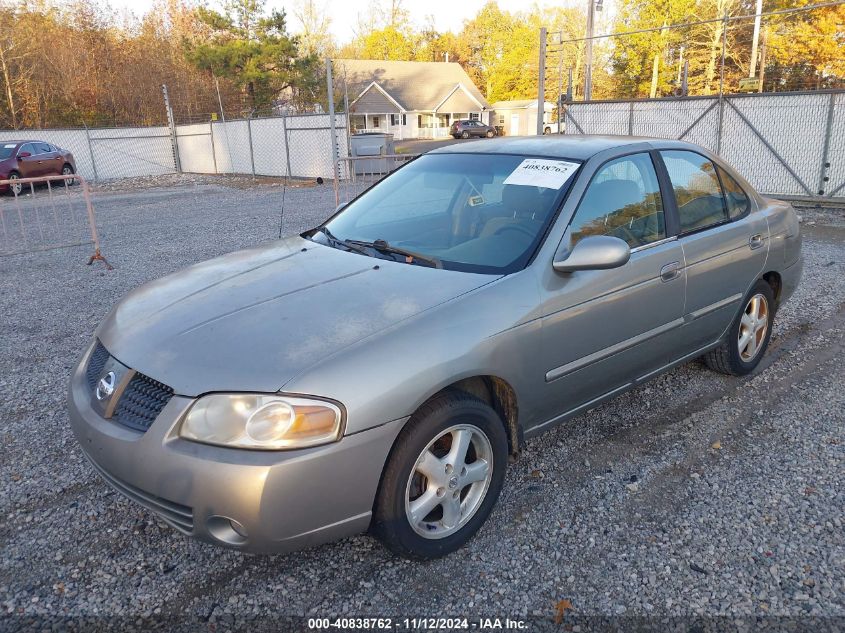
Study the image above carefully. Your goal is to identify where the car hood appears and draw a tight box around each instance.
[97,236,496,396]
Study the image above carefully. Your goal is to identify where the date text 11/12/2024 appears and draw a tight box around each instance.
[307,617,528,630]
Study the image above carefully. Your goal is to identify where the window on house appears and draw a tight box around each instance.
[372,116,380,128]
[469,112,480,120]
[390,114,407,126]
[498,115,505,125]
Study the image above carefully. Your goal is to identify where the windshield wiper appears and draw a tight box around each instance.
[313,227,373,257]
[348,238,442,269]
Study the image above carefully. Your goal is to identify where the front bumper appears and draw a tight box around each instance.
[68,342,406,554]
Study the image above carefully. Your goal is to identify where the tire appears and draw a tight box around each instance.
[704,279,775,376]
[544,127,551,135]
[486,130,494,138]
[461,131,470,139]
[372,391,508,560]
[6,171,21,196]
[61,163,75,186]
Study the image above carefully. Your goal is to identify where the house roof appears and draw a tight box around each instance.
[491,100,555,110]
[335,59,490,112]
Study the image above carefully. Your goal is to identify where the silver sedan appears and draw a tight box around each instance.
[68,136,802,559]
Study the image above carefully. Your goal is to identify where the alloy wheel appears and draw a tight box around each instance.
[737,293,769,361]
[8,173,21,196]
[404,424,493,539]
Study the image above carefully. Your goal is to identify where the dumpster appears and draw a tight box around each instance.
[350,132,395,175]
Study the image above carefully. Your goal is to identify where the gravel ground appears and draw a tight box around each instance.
[0,180,843,632]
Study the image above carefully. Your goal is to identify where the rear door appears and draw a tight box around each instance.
[657,150,769,352]
[37,142,62,176]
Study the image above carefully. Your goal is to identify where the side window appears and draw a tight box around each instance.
[570,153,666,249]
[19,143,34,155]
[718,167,750,219]
[37,143,52,154]
[661,150,727,233]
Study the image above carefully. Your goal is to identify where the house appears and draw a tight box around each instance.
[491,100,555,137]
[336,59,491,139]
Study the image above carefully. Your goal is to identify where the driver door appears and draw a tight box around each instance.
[16,143,43,179]
[535,152,686,427]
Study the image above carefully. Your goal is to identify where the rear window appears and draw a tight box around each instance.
[718,167,750,219]
[0,144,17,160]
[660,150,727,233]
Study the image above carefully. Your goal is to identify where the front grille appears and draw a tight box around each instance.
[113,372,175,432]
[85,340,109,390]
[83,450,194,533]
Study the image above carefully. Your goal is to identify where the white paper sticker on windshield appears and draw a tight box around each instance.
[503,159,579,189]
[3,144,15,148]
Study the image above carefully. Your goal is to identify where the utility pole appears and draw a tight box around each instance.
[749,0,763,78]
[758,27,768,92]
[583,0,595,101]
[537,27,547,135]
[161,84,181,173]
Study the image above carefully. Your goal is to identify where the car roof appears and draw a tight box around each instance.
[429,134,698,161]
[2,140,47,146]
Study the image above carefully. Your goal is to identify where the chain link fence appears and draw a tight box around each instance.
[0,112,348,183]
[563,90,845,201]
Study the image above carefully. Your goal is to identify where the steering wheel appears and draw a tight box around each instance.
[494,224,535,239]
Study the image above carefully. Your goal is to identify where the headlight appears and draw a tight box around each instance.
[179,394,343,450]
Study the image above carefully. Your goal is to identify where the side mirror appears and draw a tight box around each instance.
[17,151,31,158]
[553,235,631,273]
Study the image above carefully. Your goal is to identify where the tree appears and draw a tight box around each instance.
[360,26,416,60]
[185,0,320,112]
[292,0,334,58]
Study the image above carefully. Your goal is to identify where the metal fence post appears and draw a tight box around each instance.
[628,101,634,135]
[247,115,256,179]
[83,123,99,183]
[282,115,292,179]
[817,92,835,196]
[326,58,340,206]
[161,84,181,173]
[209,120,218,174]
[537,27,547,135]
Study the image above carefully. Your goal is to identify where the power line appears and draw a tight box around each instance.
[545,0,845,50]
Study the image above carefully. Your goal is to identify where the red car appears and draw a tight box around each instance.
[0,140,77,195]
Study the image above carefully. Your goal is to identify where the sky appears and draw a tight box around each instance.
[106,0,586,43]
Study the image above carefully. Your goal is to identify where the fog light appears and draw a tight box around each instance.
[207,515,248,546]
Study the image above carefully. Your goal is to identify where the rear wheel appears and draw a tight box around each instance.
[6,171,21,196]
[372,391,508,559]
[461,131,470,139]
[61,164,75,186]
[704,279,775,376]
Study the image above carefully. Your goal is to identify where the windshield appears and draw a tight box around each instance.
[313,153,580,274]
[0,144,18,160]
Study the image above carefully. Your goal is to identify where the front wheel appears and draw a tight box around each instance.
[704,279,775,375]
[372,391,508,559]
[543,127,551,135]
[486,130,494,138]
[6,171,21,196]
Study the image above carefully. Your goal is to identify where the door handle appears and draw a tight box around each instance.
[749,234,764,250]
[660,261,681,282]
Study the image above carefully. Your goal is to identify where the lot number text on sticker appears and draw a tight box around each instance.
[503,159,579,189]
